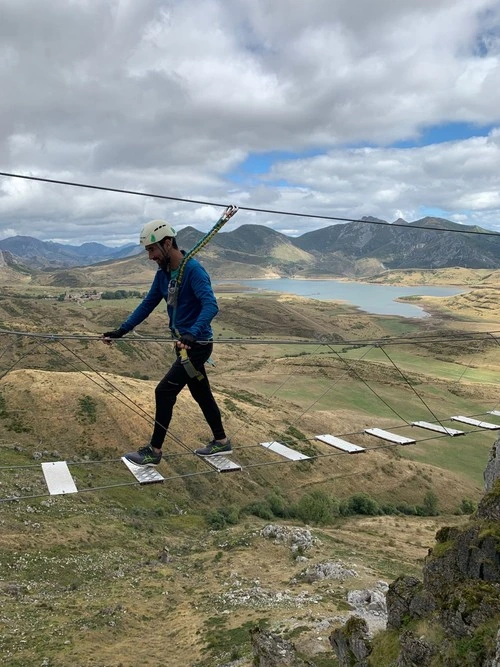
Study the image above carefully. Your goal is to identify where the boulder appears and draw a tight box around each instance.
[396,630,436,666]
[250,628,308,666]
[330,616,372,666]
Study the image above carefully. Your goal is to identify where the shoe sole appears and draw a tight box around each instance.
[196,450,233,457]
[124,457,161,466]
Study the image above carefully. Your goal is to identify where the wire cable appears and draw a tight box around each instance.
[48,339,192,453]
[1,327,499,348]
[377,345,443,426]
[1,171,499,236]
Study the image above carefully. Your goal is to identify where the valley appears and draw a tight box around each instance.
[0,266,499,666]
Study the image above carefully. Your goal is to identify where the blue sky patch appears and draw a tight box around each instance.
[228,149,324,186]
[392,122,494,148]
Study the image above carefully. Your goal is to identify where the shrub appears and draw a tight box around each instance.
[245,501,274,521]
[348,492,381,516]
[459,498,476,515]
[294,490,338,525]
[205,506,240,530]
[420,491,439,516]
[267,493,290,518]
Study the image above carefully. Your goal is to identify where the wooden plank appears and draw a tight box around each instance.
[121,457,165,484]
[41,461,78,495]
[315,434,365,453]
[411,421,464,436]
[200,455,241,473]
[365,428,415,445]
[450,416,500,430]
[260,441,310,461]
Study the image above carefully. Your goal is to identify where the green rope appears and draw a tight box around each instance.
[176,205,238,286]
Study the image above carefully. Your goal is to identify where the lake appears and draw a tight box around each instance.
[222,278,464,318]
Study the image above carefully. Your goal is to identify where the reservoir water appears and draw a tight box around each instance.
[228,279,464,318]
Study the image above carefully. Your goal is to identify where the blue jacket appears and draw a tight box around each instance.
[120,258,218,340]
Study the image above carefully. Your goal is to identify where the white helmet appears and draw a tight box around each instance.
[140,219,177,246]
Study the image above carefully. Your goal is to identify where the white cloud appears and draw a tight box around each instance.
[0,0,499,243]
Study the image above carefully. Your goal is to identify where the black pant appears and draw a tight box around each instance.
[150,343,226,448]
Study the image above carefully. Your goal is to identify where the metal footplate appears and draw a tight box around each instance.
[365,428,415,445]
[121,457,165,484]
[450,416,500,430]
[200,455,241,473]
[315,434,365,453]
[42,461,78,495]
[411,421,464,436]
[260,441,310,461]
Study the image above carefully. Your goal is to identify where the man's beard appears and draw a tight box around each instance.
[157,251,171,271]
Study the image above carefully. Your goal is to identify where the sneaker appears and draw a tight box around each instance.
[125,445,162,466]
[195,439,232,457]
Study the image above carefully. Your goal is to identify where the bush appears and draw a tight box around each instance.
[205,506,240,530]
[294,490,338,525]
[459,498,476,515]
[245,501,274,521]
[267,493,290,518]
[348,492,381,516]
[420,491,439,516]
[396,502,418,515]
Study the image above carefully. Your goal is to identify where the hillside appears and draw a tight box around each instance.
[3,216,500,287]
[0,250,34,284]
[0,277,499,664]
[0,357,496,665]
[293,217,500,271]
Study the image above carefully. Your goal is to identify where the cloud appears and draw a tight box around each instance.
[0,0,499,243]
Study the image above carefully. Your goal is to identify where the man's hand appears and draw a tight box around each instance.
[176,332,196,350]
[102,327,127,345]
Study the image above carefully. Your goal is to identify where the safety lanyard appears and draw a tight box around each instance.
[169,205,238,339]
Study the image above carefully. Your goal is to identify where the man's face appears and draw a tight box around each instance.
[145,240,170,269]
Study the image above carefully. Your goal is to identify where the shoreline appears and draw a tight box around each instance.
[216,275,473,288]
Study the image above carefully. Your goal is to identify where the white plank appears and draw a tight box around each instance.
[411,421,464,436]
[200,455,241,472]
[487,410,500,417]
[260,441,310,461]
[315,434,365,453]
[365,428,415,445]
[42,461,78,495]
[450,416,500,430]
[121,457,165,484]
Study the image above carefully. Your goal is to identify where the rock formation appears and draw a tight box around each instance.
[330,435,500,666]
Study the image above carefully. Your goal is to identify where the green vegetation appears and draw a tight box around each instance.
[77,395,98,424]
[0,271,498,665]
[101,289,144,299]
[206,489,447,529]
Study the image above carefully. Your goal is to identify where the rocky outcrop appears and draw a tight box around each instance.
[250,628,309,666]
[329,616,372,666]
[260,524,317,554]
[396,630,436,666]
[330,444,500,666]
[385,479,500,665]
[484,437,500,494]
[386,576,435,629]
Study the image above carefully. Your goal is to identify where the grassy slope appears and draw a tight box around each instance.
[0,275,498,665]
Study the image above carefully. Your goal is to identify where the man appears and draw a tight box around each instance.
[103,219,231,465]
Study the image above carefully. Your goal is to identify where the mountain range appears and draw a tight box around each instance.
[0,235,138,268]
[1,216,499,282]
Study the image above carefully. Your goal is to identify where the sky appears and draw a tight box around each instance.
[0,0,500,246]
